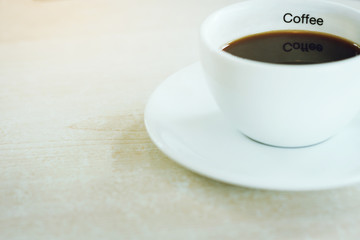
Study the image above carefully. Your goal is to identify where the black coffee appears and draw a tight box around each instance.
[222,30,360,64]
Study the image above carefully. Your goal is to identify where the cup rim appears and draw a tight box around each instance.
[200,0,360,69]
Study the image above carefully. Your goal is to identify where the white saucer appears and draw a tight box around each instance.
[144,62,360,191]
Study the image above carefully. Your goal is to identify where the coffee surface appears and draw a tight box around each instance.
[222,30,360,64]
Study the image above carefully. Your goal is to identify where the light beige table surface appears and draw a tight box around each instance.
[2,0,360,239]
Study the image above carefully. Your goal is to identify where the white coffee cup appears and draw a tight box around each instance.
[200,0,360,147]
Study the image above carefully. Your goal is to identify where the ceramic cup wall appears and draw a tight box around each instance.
[200,0,360,147]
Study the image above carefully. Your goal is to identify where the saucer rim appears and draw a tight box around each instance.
[144,62,360,191]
